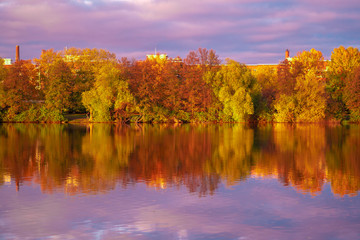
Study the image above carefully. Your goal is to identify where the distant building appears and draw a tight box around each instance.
[16,45,20,62]
[3,58,12,65]
[172,56,182,63]
[63,54,80,62]
[246,50,292,72]
[1,45,20,66]
[146,53,168,61]
[247,63,277,72]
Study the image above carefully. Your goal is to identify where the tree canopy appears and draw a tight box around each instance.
[1,46,359,123]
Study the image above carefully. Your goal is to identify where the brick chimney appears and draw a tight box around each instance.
[285,49,289,59]
[16,45,20,62]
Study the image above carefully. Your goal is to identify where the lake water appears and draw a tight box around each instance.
[0,123,359,240]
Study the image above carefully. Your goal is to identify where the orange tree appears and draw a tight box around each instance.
[1,60,39,120]
[274,49,327,122]
[326,46,360,120]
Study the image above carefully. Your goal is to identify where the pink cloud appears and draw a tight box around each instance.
[0,0,359,63]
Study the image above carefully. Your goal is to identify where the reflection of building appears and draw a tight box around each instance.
[3,173,11,185]
[148,175,168,189]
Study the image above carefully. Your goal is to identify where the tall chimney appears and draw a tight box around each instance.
[16,45,20,62]
[285,49,290,59]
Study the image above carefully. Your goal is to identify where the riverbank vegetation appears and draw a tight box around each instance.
[0,46,359,123]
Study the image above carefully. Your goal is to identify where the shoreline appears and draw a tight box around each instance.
[0,119,354,125]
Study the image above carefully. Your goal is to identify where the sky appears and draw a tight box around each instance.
[0,0,360,64]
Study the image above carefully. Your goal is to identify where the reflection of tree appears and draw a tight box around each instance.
[0,123,359,197]
[127,124,220,196]
[204,124,254,185]
[0,124,86,193]
[78,124,135,193]
[325,125,360,196]
[0,124,45,191]
[252,124,327,195]
[0,123,221,196]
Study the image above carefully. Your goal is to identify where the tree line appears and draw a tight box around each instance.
[0,46,359,122]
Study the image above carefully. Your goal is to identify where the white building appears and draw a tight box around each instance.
[3,58,12,65]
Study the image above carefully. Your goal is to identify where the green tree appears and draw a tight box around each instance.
[214,59,256,122]
[205,125,254,185]
[63,48,117,113]
[113,80,138,122]
[252,65,277,121]
[82,62,120,121]
[45,59,73,113]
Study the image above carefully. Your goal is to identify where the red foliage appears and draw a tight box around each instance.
[344,66,360,111]
[3,60,40,113]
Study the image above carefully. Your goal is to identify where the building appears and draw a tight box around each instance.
[3,58,12,65]
[1,45,20,66]
[246,49,292,72]
[146,53,168,61]
[246,63,278,72]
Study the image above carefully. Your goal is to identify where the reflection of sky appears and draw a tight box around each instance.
[1,0,360,63]
[1,178,359,239]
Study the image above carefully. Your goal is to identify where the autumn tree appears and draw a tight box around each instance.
[45,59,73,113]
[274,49,327,122]
[0,58,7,82]
[343,66,360,121]
[1,60,39,120]
[181,62,213,120]
[181,48,220,121]
[127,58,170,122]
[326,46,360,120]
[82,62,121,121]
[0,58,7,117]
[294,69,327,121]
[184,48,221,67]
[113,80,137,122]
[125,48,221,122]
[213,59,257,122]
[128,55,185,122]
[252,65,277,121]
[62,48,118,113]
[34,47,119,114]
[33,49,62,91]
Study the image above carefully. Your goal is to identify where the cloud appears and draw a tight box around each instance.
[0,0,359,63]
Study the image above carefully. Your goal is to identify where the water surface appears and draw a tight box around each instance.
[0,123,359,239]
